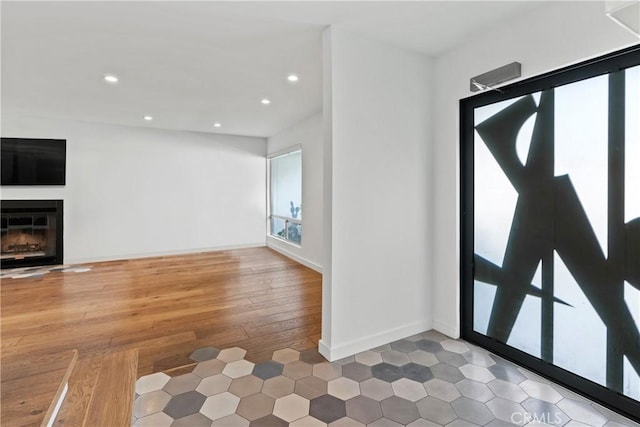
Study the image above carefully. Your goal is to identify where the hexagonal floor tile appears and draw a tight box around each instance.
[459,364,496,383]
[273,393,310,422]
[136,372,171,395]
[368,418,403,427]
[133,412,173,427]
[521,397,570,426]
[354,350,383,366]
[196,374,233,396]
[408,350,439,367]
[309,394,347,424]
[333,355,356,366]
[341,362,372,382]
[380,396,420,425]
[223,360,255,379]
[272,348,300,364]
[262,375,295,399]
[462,351,496,368]
[193,359,226,378]
[217,347,247,363]
[557,398,609,426]
[360,378,394,401]
[391,378,427,402]
[390,340,418,354]
[163,390,206,419]
[299,349,327,365]
[211,413,250,427]
[406,419,441,427]
[295,376,328,400]
[423,378,461,402]
[371,363,404,383]
[253,361,284,380]
[346,395,383,424]
[488,363,526,384]
[436,351,467,368]
[163,373,202,396]
[431,363,465,383]
[283,360,313,380]
[200,392,240,421]
[249,414,288,427]
[450,396,495,425]
[134,390,171,418]
[487,379,528,403]
[131,337,640,427]
[486,397,526,424]
[329,417,366,427]
[419,330,449,342]
[455,378,495,402]
[290,415,327,427]
[371,344,391,353]
[415,339,444,354]
[519,379,563,404]
[189,347,220,362]
[401,363,433,383]
[171,412,213,427]
[313,362,342,381]
[229,375,264,397]
[416,396,457,425]
[441,340,470,354]
[328,377,360,400]
[381,350,410,366]
[236,393,275,421]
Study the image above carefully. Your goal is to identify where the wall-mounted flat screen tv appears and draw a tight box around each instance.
[1,138,66,186]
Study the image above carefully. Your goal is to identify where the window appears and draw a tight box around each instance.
[269,149,302,245]
[460,45,640,420]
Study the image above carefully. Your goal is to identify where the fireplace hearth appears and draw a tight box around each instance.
[1,200,63,269]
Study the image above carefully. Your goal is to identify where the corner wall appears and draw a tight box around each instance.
[321,27,433,360]
[431,1,639,338]
[267,113,323,272]
[1,113,267,263]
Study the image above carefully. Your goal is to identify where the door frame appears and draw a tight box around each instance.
[460,44,640,422]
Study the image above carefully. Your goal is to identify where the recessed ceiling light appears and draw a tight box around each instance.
[287,74,299,83]
[144,116,153,121]
[261,99,271,105]
[213,122,222,128]
[104,74,119,83]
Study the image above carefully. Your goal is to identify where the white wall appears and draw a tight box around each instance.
[431,1,639,338]
[320,28,433,361]
[267,113,323,272]
[1,113,267,263]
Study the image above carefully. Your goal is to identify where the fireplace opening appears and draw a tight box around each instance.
[1,200,63,269]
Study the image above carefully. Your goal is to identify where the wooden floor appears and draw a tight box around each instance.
[1,247,322,376]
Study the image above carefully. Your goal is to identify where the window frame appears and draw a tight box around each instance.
[267,146,303,246]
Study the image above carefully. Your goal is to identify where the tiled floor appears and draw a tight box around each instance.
[133,330,639,427]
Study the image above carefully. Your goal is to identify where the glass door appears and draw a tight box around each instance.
[461,46,640,421]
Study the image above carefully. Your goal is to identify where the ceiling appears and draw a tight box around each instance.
[1,1,544,138]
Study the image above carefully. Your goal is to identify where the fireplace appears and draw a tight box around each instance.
[1,200,63,269]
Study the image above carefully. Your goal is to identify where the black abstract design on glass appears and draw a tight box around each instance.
[473,71,640,394]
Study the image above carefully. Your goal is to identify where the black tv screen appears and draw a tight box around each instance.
[1,138,66,185]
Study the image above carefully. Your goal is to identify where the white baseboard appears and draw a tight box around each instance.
[64,242,266,265]
[318,319,432,361]
[433,319,459,339]
[266,241,322,273]
[318,339,332,361]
